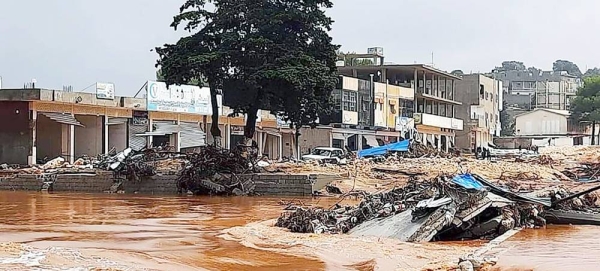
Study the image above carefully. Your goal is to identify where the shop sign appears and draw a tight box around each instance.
[146,81,219,115]
[96,82,115,100]
[132,110,148,126]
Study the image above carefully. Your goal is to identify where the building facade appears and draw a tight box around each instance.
[0,84,283,165]
[494,70,582,110]
[332,60,463,152]
[454,74,502,150]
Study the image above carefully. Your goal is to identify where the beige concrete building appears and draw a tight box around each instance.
[454,74,502,150]
[515,108,570,136]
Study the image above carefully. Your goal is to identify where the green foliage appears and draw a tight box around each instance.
[155,0,228,140]
[571,76,600,122]
[495,61,526,72]
[451,70,464,76]
[584,68,600,78]
[553,60,582,77]
[157,0,339,141]
[500,100,515,136]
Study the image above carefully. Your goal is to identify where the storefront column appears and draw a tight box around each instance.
[29,110,37,165]
[61,124,75,164]
[104,115,109,154]
[278,134,283,161]
[147,118,154,148]
[175,119,181,152]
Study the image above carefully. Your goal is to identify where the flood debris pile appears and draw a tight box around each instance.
[275,174,547,242]
[100,148,158,182]
[562,161,600,182]
[176,146,257,196]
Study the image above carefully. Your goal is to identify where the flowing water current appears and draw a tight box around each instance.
[0,191,598,271]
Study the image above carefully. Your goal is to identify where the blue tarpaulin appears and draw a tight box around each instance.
[452,174,484,190]
[358,140,410,158]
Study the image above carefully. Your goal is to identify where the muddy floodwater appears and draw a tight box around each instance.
[2,192,599,271]
[0,191,329,270]
[494,225,600,271]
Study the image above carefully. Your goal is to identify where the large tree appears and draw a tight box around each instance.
[571,76,600,144]
[553,60,582,77]
[155,0,229,148]
[219,0,338,145]
[494,61,526,72]
[584,68,600,78]
[500,100,515,136]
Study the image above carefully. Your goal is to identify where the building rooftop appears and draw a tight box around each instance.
[338,64,461,80]
[515,108,570,118]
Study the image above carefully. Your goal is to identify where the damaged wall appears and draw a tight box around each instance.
[0,102,31,165]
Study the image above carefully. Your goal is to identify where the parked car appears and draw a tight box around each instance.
[301,147,347,164]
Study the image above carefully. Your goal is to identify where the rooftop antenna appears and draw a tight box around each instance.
[431,52,434,67]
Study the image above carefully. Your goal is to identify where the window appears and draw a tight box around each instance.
[390,104,396,114]
[400,99,414,118]
[433,101,439,115]
[485,92,489,100]
[440,103,446,116]
[426,100,432,114]
[332,89,342,110]
[342,90,357,111]
[480,84,485,96]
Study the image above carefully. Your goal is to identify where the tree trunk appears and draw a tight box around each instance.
[209,86,222,148]
[592,121,596,146]
[244,107,259,146]
[295,127,301,160]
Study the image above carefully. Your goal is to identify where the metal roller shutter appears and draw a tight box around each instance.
[129,124,147,151]
[107,117,129,125]
[180,122,206,149]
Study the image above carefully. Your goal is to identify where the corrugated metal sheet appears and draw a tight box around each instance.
[107,117,129,125]
[153,121,180,134]
[40,112,83,127]
[180,121,206,149]
[129,124,147,151]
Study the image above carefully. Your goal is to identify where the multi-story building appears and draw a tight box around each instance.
[331,51,464,152]
[493,70,582,110]
[320,75,414,151]
[454,74,502,151]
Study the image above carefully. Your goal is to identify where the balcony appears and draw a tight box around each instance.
[417,113,463,131]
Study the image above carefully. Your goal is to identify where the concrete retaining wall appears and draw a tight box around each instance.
[0,172,337,196]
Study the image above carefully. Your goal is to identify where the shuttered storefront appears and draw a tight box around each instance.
[179,121,206,149]
[128,122,147,151]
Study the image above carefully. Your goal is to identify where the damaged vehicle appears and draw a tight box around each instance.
[302,147,347,164]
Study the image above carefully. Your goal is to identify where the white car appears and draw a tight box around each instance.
[302,147,347,164]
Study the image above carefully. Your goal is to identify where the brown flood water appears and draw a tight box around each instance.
[494,225,600,271]
[2,191,600,271]
[0,191,333,270]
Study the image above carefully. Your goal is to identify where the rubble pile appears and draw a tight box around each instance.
[275,174,546,242]
[561,162,600,182]
[404,141,455,158]
[176,146,257,196]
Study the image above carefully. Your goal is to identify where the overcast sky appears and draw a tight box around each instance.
[1,0,600,95]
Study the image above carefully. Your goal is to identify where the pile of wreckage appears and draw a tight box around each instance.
[276,172,600,243]
[176,146,261,196]
[98,145,264,196]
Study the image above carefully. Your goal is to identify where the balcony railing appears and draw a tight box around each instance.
[418,113,464,131]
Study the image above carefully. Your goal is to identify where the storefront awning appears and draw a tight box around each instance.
[107,117,129,125]
[40,112,84,127]
[376,130,400,137]
[260,128,282,137]
[363,134,380,147]
[332,133,346,140]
